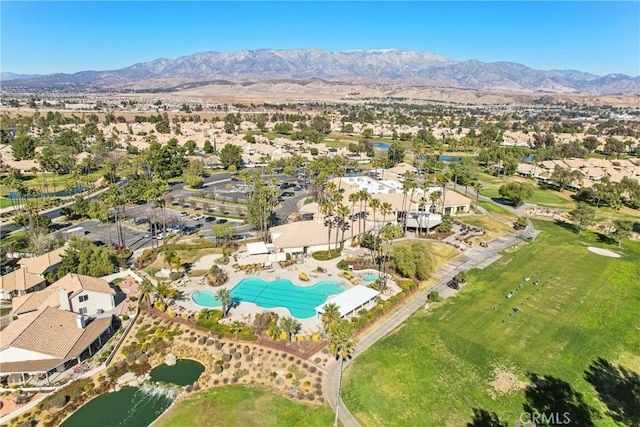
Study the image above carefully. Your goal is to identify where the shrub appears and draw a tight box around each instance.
[49,394,68,408]
[286,252,292,261]
[169,272,182,281]
[428,291,442,302]
[336,259,350,270]
[206,265,228,286]
[312,249,341,260]
[454,271,469,283]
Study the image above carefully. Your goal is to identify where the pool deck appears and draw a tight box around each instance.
[169,256,386,333]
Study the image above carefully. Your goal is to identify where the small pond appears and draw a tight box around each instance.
[61,359,204,427]
[373,141,390,151]
[363,274,378,282]
[150,359,205,386]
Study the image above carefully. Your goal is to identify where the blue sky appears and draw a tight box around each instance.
[1,1,638,76]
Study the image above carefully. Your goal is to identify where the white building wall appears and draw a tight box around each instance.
[0,347,56,363]
[70,290,115,316]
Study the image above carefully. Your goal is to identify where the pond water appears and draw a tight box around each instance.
[363,273,378,282]
[373,141,390,151]
[61,359,204,427]
[6,186,88,199]
[150,359,205,386]
[61,386,173,427]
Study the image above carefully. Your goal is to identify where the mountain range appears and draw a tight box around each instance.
[3,48,639,95]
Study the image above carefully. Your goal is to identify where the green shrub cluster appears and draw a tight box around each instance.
[312,249,341,261]
[336,259,350,270]
[390,243,435,281]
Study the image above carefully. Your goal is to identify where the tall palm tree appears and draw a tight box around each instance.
[359,190,371,236]
[164,250,177,273]
[436,172,450,215]
[329,320,358,427]
[332,193,345,249]
[336,203,351,249]
[279,316,301,342]
[369,198,381,232]
[320,302,341,333]
[348,192,359,241]
[473,182,482,209]
[216,288,232,318]
[322,200,335,257]
[430,190,441,214]
[380,202,393,228]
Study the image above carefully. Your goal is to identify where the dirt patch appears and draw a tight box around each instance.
[488,367,528,398]
[587,247,621,258]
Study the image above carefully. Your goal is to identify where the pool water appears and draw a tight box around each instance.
[192,278,344,318]
[373,142,390,151]
[363,274,378,282]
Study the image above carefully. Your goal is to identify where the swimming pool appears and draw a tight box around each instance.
[362,273,378,282]
[192,278,344,319]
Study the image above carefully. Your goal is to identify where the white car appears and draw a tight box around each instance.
[155,233,165,240]
[192,215,204,221]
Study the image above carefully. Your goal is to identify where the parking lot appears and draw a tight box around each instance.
[66,219,153,252]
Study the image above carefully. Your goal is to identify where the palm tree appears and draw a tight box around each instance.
[216,288,232,318]
[473,182,482,209]
[359,190,371,236]
[336,203,351,249]
[139,278,155,307]
[155,282,179,301]
[230,320,244,340]
[322,200,335,257]
[279,316,301,342]
[380,202,393,228]
[430,190,441,215]
[164,250,177,273]
[329,320,358,427]
[348,192,359,241]
[436,172,450,215]
[320,302,341,333]
[369,197,381,232]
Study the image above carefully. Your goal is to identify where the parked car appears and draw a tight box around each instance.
[293,186,302,191]
[179,212,188,217]
[204,216,215,223]
[155,233,165,240]
[192,214,204,221]
[281,191,295,197]
[216,218,228,224]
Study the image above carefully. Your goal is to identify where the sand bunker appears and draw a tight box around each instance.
[587,247,621,258]
[488,367,528,398]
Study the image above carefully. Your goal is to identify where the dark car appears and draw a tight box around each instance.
[94,240,105,247]
[447,279,460,290]
[216,218,228,224]
[205,216,215,223]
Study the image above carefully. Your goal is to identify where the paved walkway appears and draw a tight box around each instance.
[325,230,530,427]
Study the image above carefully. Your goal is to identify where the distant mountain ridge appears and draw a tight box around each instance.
[3,48,639,94]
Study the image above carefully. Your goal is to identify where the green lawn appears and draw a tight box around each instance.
[154,385,336,427]
[342,220,640,426]
[481,187,575,209]
[477,200,518,219]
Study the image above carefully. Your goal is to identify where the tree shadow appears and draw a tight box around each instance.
[552,219,580,234]
[467,408,507,427]
[595,232,617,246]
[491,197,518,207]
[523,373,598,426]
[584,358,640,426]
